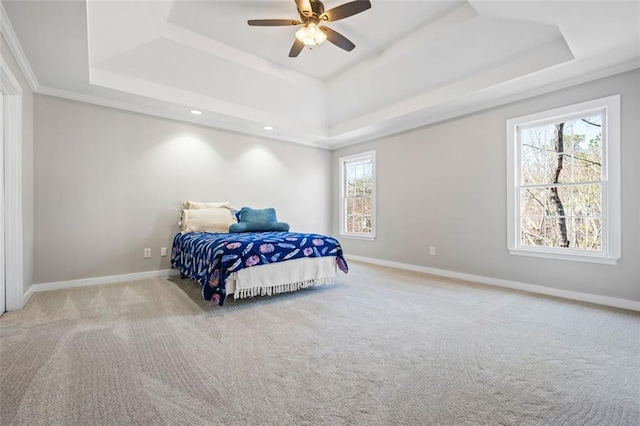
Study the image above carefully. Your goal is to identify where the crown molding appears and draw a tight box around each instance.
[0,2,39,91]
[36,85,175,117]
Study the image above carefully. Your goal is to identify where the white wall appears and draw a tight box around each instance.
[1,32,34,296]
[33,95,331,284]
[27,68,640,304]
[332,70,640,303]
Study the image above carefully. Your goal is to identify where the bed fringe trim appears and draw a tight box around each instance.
[233,277,335,300]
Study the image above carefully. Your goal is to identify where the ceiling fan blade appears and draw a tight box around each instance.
[321,0,371,22]
[320,26,355,51]
[248,19,302,26]
[289,39,305,57]
[295,0,313,17]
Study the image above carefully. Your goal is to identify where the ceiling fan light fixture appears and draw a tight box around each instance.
[295,23,327,46]
[248,0,371,57]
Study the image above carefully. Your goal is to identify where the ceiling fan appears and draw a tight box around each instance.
[248,0,372,57]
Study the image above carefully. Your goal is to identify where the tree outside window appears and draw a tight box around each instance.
[520,116,603,250]
[507,95,620,264]
[340,151,376,239]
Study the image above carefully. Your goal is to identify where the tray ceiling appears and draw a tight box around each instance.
[2,0,639,148]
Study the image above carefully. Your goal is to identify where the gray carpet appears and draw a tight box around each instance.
[1,261,639,425]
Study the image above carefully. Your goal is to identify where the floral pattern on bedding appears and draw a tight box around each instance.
[171,231,348,305]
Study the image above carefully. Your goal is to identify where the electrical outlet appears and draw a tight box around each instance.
[429,246,436,256]
[144,248,151,258]
[160,247,167,257]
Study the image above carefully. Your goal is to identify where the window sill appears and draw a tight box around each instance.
[339,233,376,241]
[509,249,618,265]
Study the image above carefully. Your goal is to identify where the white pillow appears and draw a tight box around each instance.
[181,207,237,234]
[183,201,231,210]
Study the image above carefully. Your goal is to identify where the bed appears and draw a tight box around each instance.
[171,231,349,306]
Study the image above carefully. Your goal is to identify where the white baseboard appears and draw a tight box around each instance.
[348,255,640,312]
[22,260,638,312]
[27,269,180,295]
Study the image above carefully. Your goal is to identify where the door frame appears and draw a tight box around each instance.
[0,55,24,311]
[0,90,4,314]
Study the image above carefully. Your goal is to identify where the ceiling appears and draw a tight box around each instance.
[2,0,639,149]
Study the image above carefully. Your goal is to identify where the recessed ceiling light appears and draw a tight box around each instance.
[190,110,202,115]
[264,126,274,130]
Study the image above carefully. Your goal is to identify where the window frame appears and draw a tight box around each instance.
[506,95,620,264]
[339,150,376,240]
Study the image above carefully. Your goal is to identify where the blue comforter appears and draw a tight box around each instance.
[171,231,348,305]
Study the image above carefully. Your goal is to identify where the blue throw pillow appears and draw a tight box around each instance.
[229,207,290,233]
[229,221,290,233]
[238,207,278,223]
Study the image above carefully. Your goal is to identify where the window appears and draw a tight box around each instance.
[507,95,620,264]
[340,151,376,239]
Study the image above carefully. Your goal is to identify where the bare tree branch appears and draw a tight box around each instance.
[522,144,601,167]
[525,189,547,212]
[581,118,601,127]
[522,143,546,152]
[567,153,601,167]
